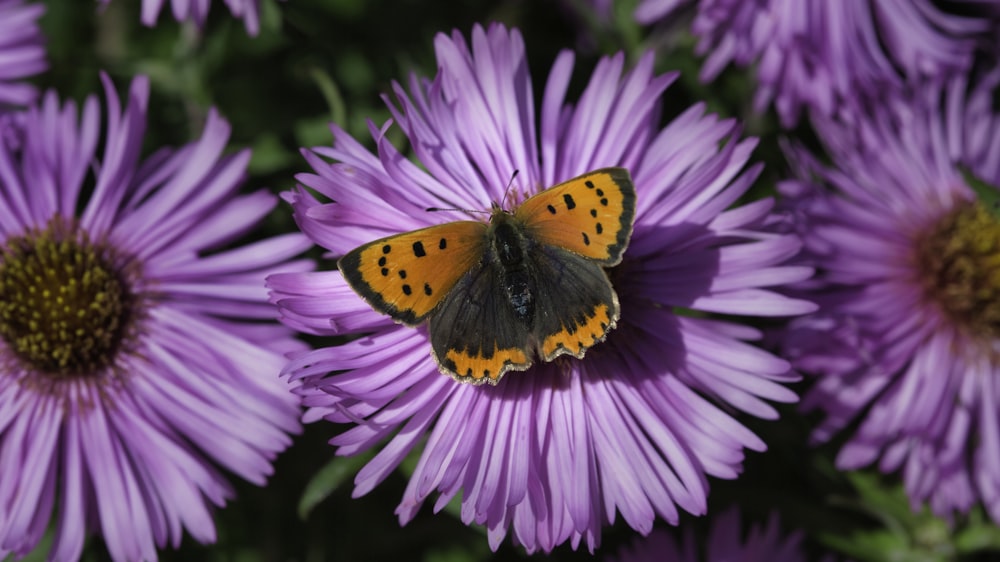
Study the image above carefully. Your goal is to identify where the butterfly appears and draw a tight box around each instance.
[338,167,636,385]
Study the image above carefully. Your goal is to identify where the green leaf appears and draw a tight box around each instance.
[821,527,910,562]
[960,166,1000,215]
[309,66,347,128]
[297,450,375,519]
[822,471,1000,561]
[295,115,339,151]
[954,510,1000,552]
[247,133,297,175]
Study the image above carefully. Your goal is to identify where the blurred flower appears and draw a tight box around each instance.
[269,23,814,553]
[100,0,267,36]
[608,508,809,562]
[0,0,46,107]
[780,72,1000,524]
[634,0,989,126]
[0,74,311,561]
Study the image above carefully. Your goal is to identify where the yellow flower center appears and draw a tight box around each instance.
[915,202,1000,340]
[0,218,141,378]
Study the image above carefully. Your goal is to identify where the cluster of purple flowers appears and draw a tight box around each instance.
[1,0,999,560]
[632,0,992,126]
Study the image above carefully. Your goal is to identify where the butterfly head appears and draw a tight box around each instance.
[489,201,517,222]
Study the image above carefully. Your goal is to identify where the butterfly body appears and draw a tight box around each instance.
[339,168,636,385]
[488,212,536,325]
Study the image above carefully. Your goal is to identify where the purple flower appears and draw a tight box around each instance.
[780,72,1000,523]
[634,0,989,127]
[100,0,266,36]
[0,0,46,107]
[269,23,814,554]
[608,508,809,562]
[0,74,312,561]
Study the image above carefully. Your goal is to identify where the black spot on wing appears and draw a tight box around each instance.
[338,247,421,325]
[563,194,576,210]
[413,241,426,257]
[439,238,447,250]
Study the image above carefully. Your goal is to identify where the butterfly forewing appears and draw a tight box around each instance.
[515,167,635,266]
[338,221,488,325]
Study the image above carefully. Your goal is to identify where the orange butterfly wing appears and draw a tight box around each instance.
[515,167,635,265]
[338,221,488,325]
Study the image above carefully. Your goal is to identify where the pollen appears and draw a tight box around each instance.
[915,202,1000,340]
[0,218,143,379]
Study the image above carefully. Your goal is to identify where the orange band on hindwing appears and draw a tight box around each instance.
[440,344,531,385]
[541,302,615,360]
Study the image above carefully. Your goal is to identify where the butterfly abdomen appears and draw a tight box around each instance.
[491,216,536,326]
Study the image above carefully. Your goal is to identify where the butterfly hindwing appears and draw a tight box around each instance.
[527,245,620,361]
[429,261,533,384]
[338,221,488,325]
[515,167,635,266]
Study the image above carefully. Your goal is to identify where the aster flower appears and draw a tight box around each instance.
[779,72,1000,523]
[100,0,266,36]
[269,23,814,553]
[0,0,46,107]
[608,508,810,562]
[633,0,989,127]
[0,74,311,561]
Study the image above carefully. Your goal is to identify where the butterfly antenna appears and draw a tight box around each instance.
[425,206,491,215]
[426,171,521,214]
[500,170,520,210]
